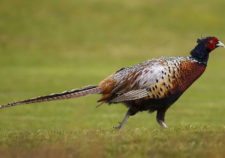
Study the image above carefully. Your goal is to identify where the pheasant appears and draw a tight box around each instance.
[0,36,224,129]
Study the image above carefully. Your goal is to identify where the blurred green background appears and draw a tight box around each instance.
[0,0,225,157]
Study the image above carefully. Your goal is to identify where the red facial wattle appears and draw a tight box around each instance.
[206,37,219,51]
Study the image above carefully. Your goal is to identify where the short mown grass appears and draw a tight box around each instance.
[0,0,225,157]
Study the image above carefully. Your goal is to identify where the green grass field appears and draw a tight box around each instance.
[1,0,225,157]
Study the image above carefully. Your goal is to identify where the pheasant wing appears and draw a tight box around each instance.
[99,58,177,103]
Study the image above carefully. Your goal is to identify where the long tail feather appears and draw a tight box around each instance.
[0,85,102,110]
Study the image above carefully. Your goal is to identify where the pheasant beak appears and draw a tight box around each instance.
[216,41,225,48]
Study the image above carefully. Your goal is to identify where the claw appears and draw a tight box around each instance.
[113,122,123,130]
[158,120,168,128]
[113,125,122,130]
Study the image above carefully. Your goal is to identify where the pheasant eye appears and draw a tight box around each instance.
[209,39,216,44]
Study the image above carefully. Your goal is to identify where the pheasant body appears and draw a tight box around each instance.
[97,56,207,128]
[99,56,205,103]
[0,36,224,129]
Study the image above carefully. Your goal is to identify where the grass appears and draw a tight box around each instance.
[1,127,225,158]
[1,0,225,157]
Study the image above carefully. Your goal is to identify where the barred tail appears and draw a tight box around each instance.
[0,85,102,110]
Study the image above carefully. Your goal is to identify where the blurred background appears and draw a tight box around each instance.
[0,0,225,157]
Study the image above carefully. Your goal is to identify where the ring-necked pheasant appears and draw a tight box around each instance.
[0,36,224,129]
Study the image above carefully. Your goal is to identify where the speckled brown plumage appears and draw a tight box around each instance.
[0,36,224,129]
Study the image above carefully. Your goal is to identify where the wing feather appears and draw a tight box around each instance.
[109,89,149,103]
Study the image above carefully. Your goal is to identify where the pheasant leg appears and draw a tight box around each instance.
[156,110,168,128]
[114,111,130,129]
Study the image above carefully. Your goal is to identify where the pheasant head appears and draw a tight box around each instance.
[190,36,224,64]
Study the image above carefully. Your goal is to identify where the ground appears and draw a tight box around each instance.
[0,0,225,157]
